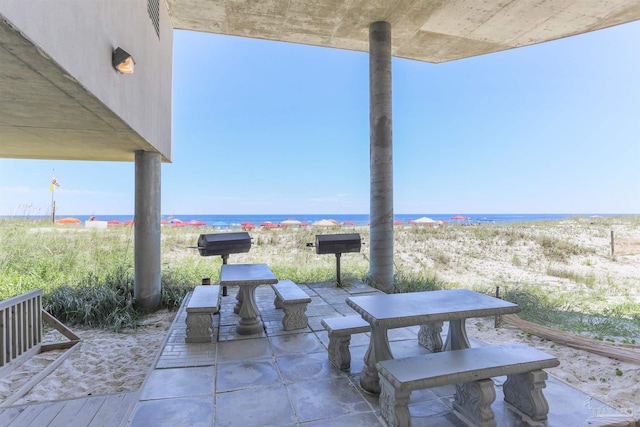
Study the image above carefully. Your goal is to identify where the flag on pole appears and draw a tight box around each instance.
[50,173,60,191]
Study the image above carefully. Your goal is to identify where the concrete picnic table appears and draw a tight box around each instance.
[346,288,521,394]
[220,263,278,335]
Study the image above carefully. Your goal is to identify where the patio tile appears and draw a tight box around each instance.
[286,376,373,422]
[276,351,342,384]
[216,359,281,392]
[215,383,296,427]
[140,366,214,400]
[129,395,213,427]
[268,331,325,356]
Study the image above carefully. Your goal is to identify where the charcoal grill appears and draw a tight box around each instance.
[309,233,361,287]
[195,232,252,295]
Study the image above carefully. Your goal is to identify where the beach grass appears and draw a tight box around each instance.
[0,216,638,338]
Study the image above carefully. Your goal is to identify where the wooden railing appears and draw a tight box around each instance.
[0,289,43,371]
[0,290,81,406]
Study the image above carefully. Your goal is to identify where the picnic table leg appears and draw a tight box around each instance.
[234,289,244,314]
[453,379,497,427]
[503,370,551,421]
[443,319,470,351]
[236,285,263,335]
[418,321,443,352]
[360,325,392,394]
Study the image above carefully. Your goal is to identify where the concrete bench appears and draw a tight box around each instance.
[185,285,221,343]
[321,315,371,370]
[271,280,312,330]
[376,343,560,427]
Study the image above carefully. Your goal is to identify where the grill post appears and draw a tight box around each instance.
[312,233,361,288]
[221,254,229,296]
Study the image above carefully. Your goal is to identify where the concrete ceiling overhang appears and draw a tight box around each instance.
[166,0,640,63]
[2,1,640,162]
[0,17,155,162]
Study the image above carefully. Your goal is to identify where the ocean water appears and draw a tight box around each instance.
[6,213,630,227]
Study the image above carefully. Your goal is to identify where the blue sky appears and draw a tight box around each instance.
[1,21,639,216]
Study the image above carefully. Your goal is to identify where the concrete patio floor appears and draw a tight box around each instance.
[124,281,637,427]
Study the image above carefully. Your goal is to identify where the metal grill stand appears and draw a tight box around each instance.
[311,233,361,287]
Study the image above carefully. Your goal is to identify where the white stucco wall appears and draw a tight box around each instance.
[1,0,173,160]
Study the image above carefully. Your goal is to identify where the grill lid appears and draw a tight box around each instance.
[314,233,361,255]
[196,232,252,257]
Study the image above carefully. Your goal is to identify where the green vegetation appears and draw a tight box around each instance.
[1,216,638,341]
[546,267,597,287]
[501,286,640,339]
[537,235,591,262]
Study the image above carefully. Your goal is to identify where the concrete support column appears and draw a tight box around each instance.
[369,21,394,293]
[134,150,162,312]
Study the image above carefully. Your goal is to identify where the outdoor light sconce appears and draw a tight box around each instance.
[112,47,135,74]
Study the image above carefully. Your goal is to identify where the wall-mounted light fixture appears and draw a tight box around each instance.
[112,47,135,74]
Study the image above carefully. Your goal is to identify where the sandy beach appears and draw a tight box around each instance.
[0,310,173,406]
[0,217,638,418]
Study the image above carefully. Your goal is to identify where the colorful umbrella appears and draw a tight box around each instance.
[411,216,436,225]
[312,219,339,227]
[450,215,469,221]
[56,217,80,225]
[241,222,256,230]
[280,218,302,227]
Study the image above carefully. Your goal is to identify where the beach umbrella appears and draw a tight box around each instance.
[107,219,121,226]
[450,215,469,221]
[394,220,404,226]
[56,217,80,225]
[342,221,356,226]
[241,222,256,230]
[437,220,448,225]
[299,221,309,227]
[261,221,278,229]
[312,219,338,227]
[124,219,134,226]
[190,219,207,227]
[412,216,436,225]
[170,218,182,224]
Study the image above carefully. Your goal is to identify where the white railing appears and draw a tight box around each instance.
[0,289,42,371]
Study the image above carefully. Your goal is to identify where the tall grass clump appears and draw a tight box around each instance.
[536,235,590,262]
[393,270,444,294]
[45,283,137,332]
[546,267,597,287]
[502,286,640,339]
[160,260,215,309]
